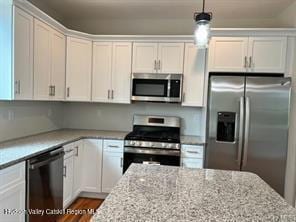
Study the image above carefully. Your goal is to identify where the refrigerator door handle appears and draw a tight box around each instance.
[242,97,251,167]
[237,97,245,166]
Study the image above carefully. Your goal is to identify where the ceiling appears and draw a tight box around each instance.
[28,0,295,20]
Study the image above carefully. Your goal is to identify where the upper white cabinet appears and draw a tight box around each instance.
[102,140,124,193]
[248,37,287,73]
[82,139,103,193]
[66,37,92,101]
[34,19,66,100]
[132,42,184,74]
[0,162,26,222]
[209,37,249,72]
[182,43,206,107]
[209,37,287,73]
[92,42,132,104]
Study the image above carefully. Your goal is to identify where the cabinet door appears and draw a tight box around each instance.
[66,37,92,101]
[209,37,248,72]
[102,152,123,193]
[112,42,132,104]
[51,29,66,100]
[72,141,84,198]
[92,42,112,102]
[63,156,74,208]
[132,43,158,73]
[182,43,206,107]
[158,43,184,74]
[0,182,26,222]
[33,19,51,100]
[14,7,33,100]
[82,139,103,193]
[248,37,287,73]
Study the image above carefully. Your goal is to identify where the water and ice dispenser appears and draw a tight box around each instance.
[216,112,236,143]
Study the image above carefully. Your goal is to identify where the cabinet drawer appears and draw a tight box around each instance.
[181,145,204,159]
[103,140,124,153]
[181,158,203,169]
[0,162,25,191]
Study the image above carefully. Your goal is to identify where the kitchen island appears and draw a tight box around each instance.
[91,164,296,222]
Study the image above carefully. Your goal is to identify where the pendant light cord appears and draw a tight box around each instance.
[202,0,205,13]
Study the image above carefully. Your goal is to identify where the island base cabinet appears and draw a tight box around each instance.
[0,162,25,222]
[102,140,124,193]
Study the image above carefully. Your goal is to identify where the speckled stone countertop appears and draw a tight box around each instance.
[180,135,205,145]
[0,129,129,170]
[92,164,296,222]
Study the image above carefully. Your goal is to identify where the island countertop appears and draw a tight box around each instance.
[91,164,296,222]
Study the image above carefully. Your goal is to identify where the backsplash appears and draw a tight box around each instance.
[63,102,204,136]
[0,101,64,142]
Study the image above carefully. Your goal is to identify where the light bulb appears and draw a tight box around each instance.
[194,20,211,49]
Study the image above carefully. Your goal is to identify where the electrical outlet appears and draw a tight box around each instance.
[8,110,14,121]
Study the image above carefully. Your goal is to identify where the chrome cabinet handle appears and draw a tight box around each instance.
[63,166,67,177]
[75,146,79,156]
[15,81,19,94]
[158,60,161,71]
[249,56,252,69]
[183,92,185,102]
[237,97,244,167]
[65,149,74,154]
[120,157,123,168]
[108,145,120,148]
[49,86,53,96]
[108,90,110,99]
[67,87,70,97]
[154,60,157,71]
[243,97,251,167]
[244,56,248,69]
[53,86,55,96]
[111,90,114,99]
[186,151,200,154]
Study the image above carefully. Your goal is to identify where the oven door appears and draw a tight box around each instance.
[132,73,182,103]
[123,147,180,173]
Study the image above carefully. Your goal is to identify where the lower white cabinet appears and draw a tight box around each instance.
[181,145,204,169]
[0,162,26,222]
[63,151,74,208]
[82,139,103,193]
[72,141,84,199]
[102,140,124,193]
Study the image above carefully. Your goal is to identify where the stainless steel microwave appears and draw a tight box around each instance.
[131,73,182,103]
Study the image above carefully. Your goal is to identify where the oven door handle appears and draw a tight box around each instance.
[124,147,180,156]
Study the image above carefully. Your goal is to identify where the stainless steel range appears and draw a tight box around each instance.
[123,115,181,172]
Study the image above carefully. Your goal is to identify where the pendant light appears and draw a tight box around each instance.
[194,0,212,49]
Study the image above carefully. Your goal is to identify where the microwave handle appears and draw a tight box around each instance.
[167,79,171,97]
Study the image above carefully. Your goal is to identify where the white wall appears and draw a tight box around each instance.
[0,101,63,142]
[63,102,203,136]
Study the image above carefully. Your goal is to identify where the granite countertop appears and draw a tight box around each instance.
[180,135,205,145]
[0,129,129,170]
[92,164,296,222]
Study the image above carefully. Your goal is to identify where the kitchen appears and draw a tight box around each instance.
[1,0,296,221]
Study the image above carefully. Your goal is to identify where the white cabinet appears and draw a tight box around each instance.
[92,42,132,104]
[248,37,287,73]
[182,43,206,107]
[132,43,158,73]
[0,162,26,222]
[72,141,84,198]
[132,42,184,74]
[209,37,249,72]
[209,37,287,73]
[102,140,124,193]
[63,153,74,208]
[34,19,66,100]
[158,43,185,74]
[82,139,103,193]
[13,7,34,100]
[181,145,204,169]
[66,37,92,101]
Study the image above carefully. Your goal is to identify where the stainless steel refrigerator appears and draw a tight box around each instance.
[206,74,291,196]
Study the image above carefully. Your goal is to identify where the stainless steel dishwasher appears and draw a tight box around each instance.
[26,147,64,222]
